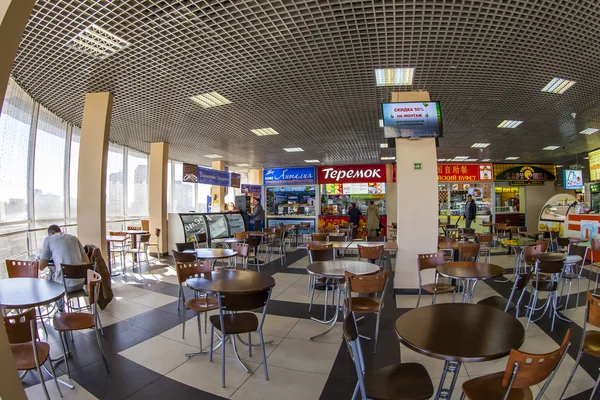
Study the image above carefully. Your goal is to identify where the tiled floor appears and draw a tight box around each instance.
[20,248,600,399]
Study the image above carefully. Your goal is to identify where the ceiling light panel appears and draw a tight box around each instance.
[236,163,251,167]
[452,156,470,161]
[505,157,520,160]
[380,143,388,148]
[69,24,129,59]
[543,146,560,150]
[374,68,415,86]
[481,159,491,162]
[471,143,490,148]
[580,128,599,135]
[379,119,384,128]
[437,159,451,162]
[304,160,320,163]
[497,120,524,128]
[204,154,223,159]
[283,147,304,152]
[190,92,232,108]
[381,156,396,160]
[251,128,279,136]
[541,78,576,94]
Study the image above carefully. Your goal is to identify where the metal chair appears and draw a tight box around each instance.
[176,241,196,252]
[366,235,386,242]
[194,232,208,248]
[307,243,335,313]
[357,244,383,268]
[126,233,151,272]
[560,244,588,309]
[525,258,566,331]
[417,252,455,308]
[108,231,128,268]
[589,238,600,292]
[230,242,249,270]
[147,228,162,262]
[477,269,532,317]
[476,233,493,263]
[59,262,95,312]
[310,233,328,242]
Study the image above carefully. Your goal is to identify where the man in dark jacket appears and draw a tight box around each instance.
[250,198,265,231]
[347,202,361,238]
[464,194,477,228]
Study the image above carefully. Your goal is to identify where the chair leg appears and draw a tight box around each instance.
[204,311,208,334]
[45,357,63,398]
[35,357,52,400]
[259,330,269,381]
[526,290,539,330]
[416,287,422,308]
[576,278,581,309]
[94,324,109,373]
[197,312,203,350]
[221,334,226,388]
[560,350,583,400]
[248,332,252,357]
[590,368,600,400]
[182,309,187,339]
[309,276,317,312]
[209,325,214,362]
[374,311,381,354]
[59,332,71,378]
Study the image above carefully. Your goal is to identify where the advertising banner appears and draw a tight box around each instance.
[589,149,600,181]
[183,164,198,183]
[437,164,493,182]
[564,169,584,190]
[318,164,386,184]
[197,166,230,186]
[241,184,262,202]
[494,165,556,182]
[382,102,443,138]
[229,173,241,188]
[263,167,316,185]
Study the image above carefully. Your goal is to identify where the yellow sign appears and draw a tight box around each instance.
[589,149,600,182]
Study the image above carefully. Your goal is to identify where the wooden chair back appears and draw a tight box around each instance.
[139,234,151,245]
[523,245,542,264]
[366,235,386,242]
[218,288,271,312]
[328,235,346,242]
[231,242,249,258]
[263,227,277,233]
[3,308,37,344]
[175,262,210,284]
[87,270,102,305]
[311,233,328,242]
[6,260,39,278]
[345,271,387,294]
[245,237,261,248]
[141,219,150,231]
[518,226,527,233]
[556,237,570,249]
[439,236,456,243]
[309,246,335,263]
[155,228,161,238]
[127,226,142,231]
[537,259,564,275]
[476,233,493,245]
[173,250,196,263]
[358,244,383,260]
[418,252,445,271]
[195,232,207,244]
[568,244,588,266]
[235,232,249,240]
[535,240,549,253]
[514,270,533,291]
[502,329,571,388]
[109,231,127,236]
[459,243,480,261]
[175,242,196,252]
[586,292,600,328]
[459,228,475,236]
[60,262,95,281]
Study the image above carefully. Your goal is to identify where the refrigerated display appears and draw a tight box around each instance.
[168,211,247,252]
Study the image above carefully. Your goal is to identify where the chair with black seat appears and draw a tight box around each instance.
[59,262,95,312]
[307,243,336,313]
[4,309,62,400]
[460,329,570,400]
[245,237,262,270]
[344,269,390,354]
[328,234,347,242]
[194,232,208,248]
[561,292,600,399]
[560,244,589,309]
[209,286,272,388]
[417,252,456,308]
[175,262,218,349]
[54,269,108,378]
[556,236,570,253]
[525,258,566,331]
[478,269,532,317]
[173,249,196,264]
[176,241,196,252]
[343,312,434,400]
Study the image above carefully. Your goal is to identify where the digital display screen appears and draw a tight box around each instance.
[563,169,583,190]
[589,149,600,182]
[382,101,443,138]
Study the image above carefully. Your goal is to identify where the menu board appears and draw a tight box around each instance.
[563,169,583,189]
[342,183,368,194]
[324,183,386,195]
[590,149,600,182]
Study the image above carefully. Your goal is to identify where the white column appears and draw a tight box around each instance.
[149,142,168,254]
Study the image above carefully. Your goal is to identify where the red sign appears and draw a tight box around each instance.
[392,163,396,182]
[318,164,387,184]
[437,164,493,182]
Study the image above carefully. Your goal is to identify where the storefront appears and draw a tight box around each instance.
[263,166,317,230]
[437,163,493,232]
[318,164,387,237]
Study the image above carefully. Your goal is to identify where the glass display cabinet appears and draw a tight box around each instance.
[168,211,247,252]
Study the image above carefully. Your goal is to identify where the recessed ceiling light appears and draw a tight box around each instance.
[481,159,491,162]
[283,148,304,152]
[69,24,130,59]
[204,154,223,159]
[374,68,415,86]
[543,146,560,150]
[190,91,232,108]
[541,78,576,94]
[471,143,490,148]
[437,159,451,162]
[380,143,388,148]
[304,160,320,163]
[465,159,478,162]
[497,120,523,129]
[251,128,279,136]
[580,128,599,135]
[379,119,384,128]
[452,156,470,161]
[381,156,396,161]
[505,157,520,160]
[556,165,564,168]
[584,157,589,160]
[236,163,251,167]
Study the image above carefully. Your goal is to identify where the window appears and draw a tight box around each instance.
[197,184,210,213]
[106,143,124,217]
[34,106,67,220]
[69,127,80,220]
[173,162,195,212]
[167,160,173,213]
[127,149,148,217]
[0,79,33,224]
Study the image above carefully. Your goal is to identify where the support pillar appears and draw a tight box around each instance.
[211,160,226,212]
[77,92,113,256]
[149,142,168,255]
[393,91,438,290]
[0,1,36,399]
[249,169,263,185]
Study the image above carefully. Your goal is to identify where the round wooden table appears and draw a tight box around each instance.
[186,269,275,293]
[307,260,380,340]
[437,262,505,303]
[183,248,238,270]
[0,278,65,309]
[395,303,524,400]
[437,241,474,261]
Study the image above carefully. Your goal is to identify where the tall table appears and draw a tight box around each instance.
[436,262,504,303]
[395,303,524,400]
[185,270,275,369]
[307,260,380,340]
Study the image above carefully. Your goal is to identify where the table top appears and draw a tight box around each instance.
[107,235,128,242]
[438,241,474,250]
[248,231,276,237]
[307,260,380,279]
[532,253,567,262]
[183,248,238,259]
[211,238,243,244]
[504,239,537,248]
[437,262,505,280]
[520,231,542,237]
[125,230,149,235]
[395,303,524,362]
[0,278,65,309]
[186,270,275,293]
[299,241,397,251]
[481,221,494,226]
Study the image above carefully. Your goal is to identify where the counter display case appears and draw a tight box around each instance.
[266,185,316,217]
[168,212,247,253]
[538,194,578,233]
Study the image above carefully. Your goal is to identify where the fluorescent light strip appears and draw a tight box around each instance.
[437,159,451,162]
[204,154,223,159]
[374,68,415,86]
[379,119,384,128]
[452,156,469,161]
[380,143,388,148]
[381,156,396,160]
[481,159,491,162]
[505,157,519,160]
[556,165,564,168]
[304,160,320,163]
[251,128,279,136]
[541,78,576,94]
[497,120,523,128]
[283,148,304,152]
[465,159,478,162]
[580,128,599,135]
[543,146,560,150]
[190,91,231,108]
[471,143,490,148]
[236,163,251,167]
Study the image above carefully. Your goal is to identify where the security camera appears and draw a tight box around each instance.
[571,112,577,119]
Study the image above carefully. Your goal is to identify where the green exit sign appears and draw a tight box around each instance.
[414,163,422,170]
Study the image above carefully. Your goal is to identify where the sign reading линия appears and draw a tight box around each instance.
[263,167,316,185]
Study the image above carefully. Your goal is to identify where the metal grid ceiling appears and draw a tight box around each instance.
[9,0,600,168]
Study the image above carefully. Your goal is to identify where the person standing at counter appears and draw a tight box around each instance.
[464,194,477,228]
[348,202,361,239]
[366,201,380,236]
[250,198,265,231]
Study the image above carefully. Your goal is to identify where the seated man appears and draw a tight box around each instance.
[39,225,90,310]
